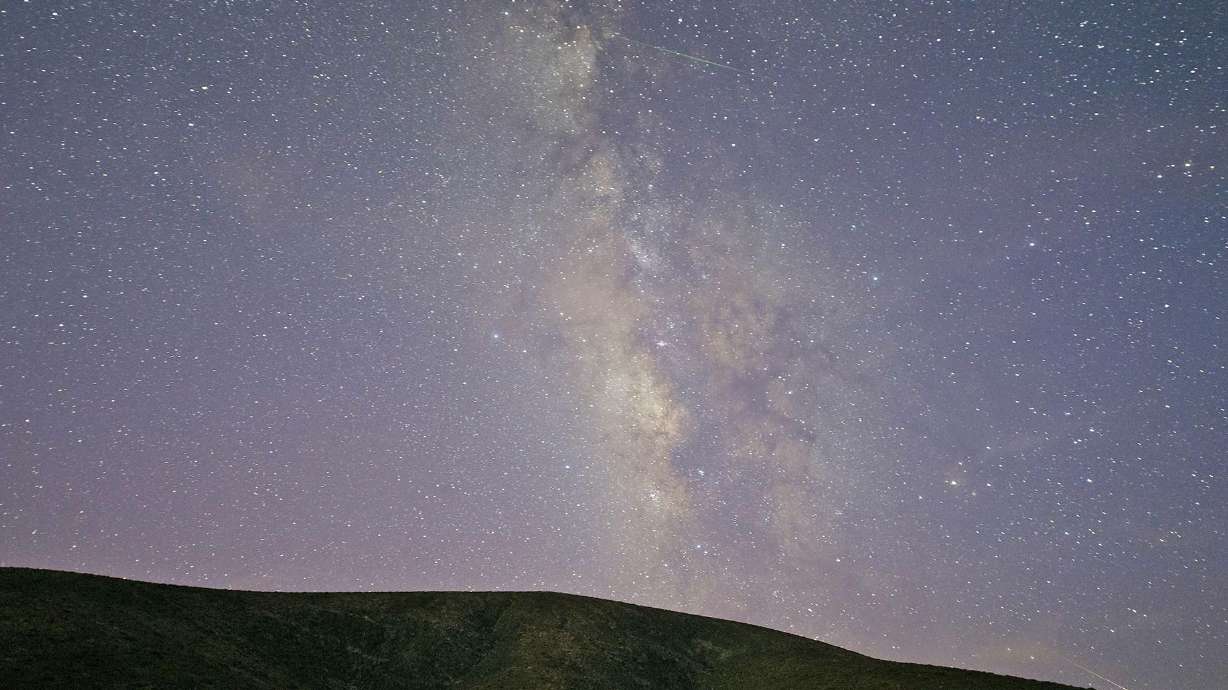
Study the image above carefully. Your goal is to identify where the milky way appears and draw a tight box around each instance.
[2,2,1224,688]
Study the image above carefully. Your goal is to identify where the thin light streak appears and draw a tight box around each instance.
[1057,653,1133,690]
[610,32,745,74]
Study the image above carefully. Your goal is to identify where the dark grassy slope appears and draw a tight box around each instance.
[0,568,1083,689]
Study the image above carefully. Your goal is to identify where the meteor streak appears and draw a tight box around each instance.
[610,31,745,74]
[1056,653,1132,690]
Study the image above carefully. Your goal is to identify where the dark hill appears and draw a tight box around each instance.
[0,568,1082,689]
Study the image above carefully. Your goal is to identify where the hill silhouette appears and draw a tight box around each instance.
[0,568,1083,688]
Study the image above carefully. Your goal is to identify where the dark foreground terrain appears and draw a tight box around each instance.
[0,568,1082,689]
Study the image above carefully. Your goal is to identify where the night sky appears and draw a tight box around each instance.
[2,2,1225,688]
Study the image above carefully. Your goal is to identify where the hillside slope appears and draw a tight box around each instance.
[0,568,1082,689]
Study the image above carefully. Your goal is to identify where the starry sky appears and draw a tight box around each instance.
[1,1,1225,688]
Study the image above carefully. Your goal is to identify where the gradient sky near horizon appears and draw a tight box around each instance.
[2,1,1225,688]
